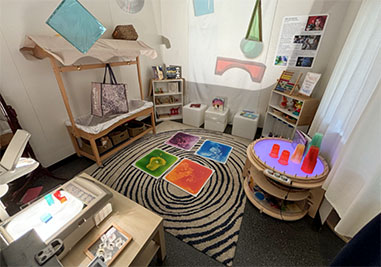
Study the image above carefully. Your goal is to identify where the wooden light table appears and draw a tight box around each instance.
[243,137,329,221]
[61,173,166,266]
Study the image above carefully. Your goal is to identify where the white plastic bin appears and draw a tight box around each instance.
[183,103,208,127]
[232,111,259,140]
[204,106,229,132]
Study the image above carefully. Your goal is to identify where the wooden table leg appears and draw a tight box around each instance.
[151,108,156,135]
[89,138,102,166]
[153,221,166,262]
[243,158,250,178]
[66,126,81,157]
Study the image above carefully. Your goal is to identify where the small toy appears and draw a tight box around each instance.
[254,192,265,200]
[278,150,290,165]
[293,101,302,116]
[44,194,55,206]
[190,103,201,108]
[212,97,225,111]
[283,115,297,124]
[53,190,67,203]
[290,144,305,164]
[248,176,255,191]
[301,146,319,174]
[40,213,53,223]
[286,98,295,110]
[274,71,303,95]
[269,144,280,158]
[170,107,180,115]
[155,87,164,94]
[280,96,288,108]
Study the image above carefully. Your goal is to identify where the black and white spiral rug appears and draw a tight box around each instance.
[89,128,248,265]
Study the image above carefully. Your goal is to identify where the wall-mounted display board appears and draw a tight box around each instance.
[274,14,329,68]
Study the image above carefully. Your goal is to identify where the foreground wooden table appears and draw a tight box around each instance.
[61,173,166,266]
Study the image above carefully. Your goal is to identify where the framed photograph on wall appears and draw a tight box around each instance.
[84,223,132,265]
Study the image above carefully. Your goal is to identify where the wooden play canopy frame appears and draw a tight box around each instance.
[21,36,158,166]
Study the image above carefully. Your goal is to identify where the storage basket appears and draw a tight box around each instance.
[81,137,113,155]
[127,120,145,137]
[109,126,130,146]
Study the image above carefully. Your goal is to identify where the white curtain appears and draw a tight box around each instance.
[308,0,381,237]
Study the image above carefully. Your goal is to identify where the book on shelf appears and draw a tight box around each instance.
[168,65,181,79]
[152,65,164,80]
[190,104,201,108]
[165,66,178,79]
[274,71,302,95]
[240,110,258,119]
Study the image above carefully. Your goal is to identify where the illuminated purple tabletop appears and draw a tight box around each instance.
[253,139,325,177]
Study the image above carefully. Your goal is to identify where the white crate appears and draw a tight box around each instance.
[183,103,208,127]
[232,111,259,140]
[204,106,229,132]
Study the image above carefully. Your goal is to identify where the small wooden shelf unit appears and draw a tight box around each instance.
[263,88,320,139]
[243,138,329,221]
[151,79,184,122]
[28,45,156,166]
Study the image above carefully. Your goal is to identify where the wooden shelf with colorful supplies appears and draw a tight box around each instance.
[262,71,320,139]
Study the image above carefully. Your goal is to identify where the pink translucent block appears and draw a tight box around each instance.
[269,144,280,158]
[291,144,305,164]
[301,146,319,174]
[278,150,290,165]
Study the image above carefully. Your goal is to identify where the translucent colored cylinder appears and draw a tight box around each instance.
[301,146,319,174]
[278,150,290,165]
[306,133,323,154]
[291,144,305,164]
[269,144,280,158]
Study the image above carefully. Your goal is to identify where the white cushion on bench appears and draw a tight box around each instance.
[65,100,153,134]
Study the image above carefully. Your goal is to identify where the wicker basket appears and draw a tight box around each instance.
[81,137,113,155]
[109,128,129,146]
[127,120,145,137]
[112,25,138,41]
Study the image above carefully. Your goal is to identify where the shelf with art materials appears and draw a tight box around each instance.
[242,135,329,221]
[152,79,184,122]
[20,35,157,166]
[262,71,320,139]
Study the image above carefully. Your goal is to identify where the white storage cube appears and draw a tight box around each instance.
[183,103,208,127]
[204,107,229,132]
[232,111,259,140]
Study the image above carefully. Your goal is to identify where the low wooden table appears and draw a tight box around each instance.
[61,173,166,266]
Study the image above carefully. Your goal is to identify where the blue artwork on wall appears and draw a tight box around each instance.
[46,0,106,54]
[195,140,233,164]
[193,0,214,17]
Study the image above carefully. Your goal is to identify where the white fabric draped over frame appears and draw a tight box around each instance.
[309,0,381,237]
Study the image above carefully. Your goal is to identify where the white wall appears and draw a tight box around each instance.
[0,0,164,166]
[0,0,362,167]
[159,0,362,125]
